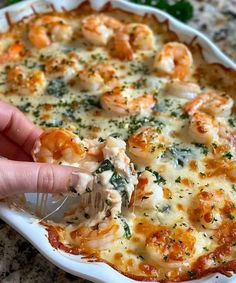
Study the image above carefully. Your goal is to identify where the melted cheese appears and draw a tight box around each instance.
[1,3,236,282]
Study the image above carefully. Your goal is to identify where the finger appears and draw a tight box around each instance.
[0,159,81,198]
[0,101,42,155]
[0,133,32,161]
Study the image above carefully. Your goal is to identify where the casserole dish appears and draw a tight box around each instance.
[0,0,236,282]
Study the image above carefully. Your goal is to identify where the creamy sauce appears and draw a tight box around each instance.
[1,3,236,282]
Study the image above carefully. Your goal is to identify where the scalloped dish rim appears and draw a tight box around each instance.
[0,0,236,282]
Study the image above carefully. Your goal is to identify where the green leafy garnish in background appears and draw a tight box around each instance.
[5,0,193,22]
[5,0,22,5]
[130,0,193,22]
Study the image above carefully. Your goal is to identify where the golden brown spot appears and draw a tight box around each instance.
[43,103,53,111]
[163,187,172,199]
[212,144,230,155]
[127,258,134,267]
[88,126,101,138]
[131,236,141,243]
[41,113,50,120]
[177,203,184,211]
[114,252,123,262]
[181,177,192,187]
[189,160,198,171]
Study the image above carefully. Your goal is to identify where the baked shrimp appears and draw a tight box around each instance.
[189,188,234,230]
[188,111,220,144]
[32,128,137,197]
[184,92,234,117]
[33,128,137,238]
[81,14,123,46]
[32,128,87,164]
[164,80,201,100]
[29,15,73,48]
[7,65,46,96]
[184,92,234,144]
[101,86,156,116]
[76,63,118,92]
[69,219,124,249]
[145,225,196,268]
[44,53,79,82]
[112,23,155,60]
[0,41,24,64]
[129,170,164,209]
[154,42,193,80]
[128,126,168,164]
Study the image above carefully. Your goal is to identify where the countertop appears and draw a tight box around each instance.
[1,0,236,282]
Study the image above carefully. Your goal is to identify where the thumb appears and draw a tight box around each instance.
[0,159,80,198]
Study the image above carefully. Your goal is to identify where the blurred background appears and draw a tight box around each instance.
[0,0,236,282]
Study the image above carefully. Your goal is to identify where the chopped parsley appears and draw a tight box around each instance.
[187,271,197,277]
[118,214,132,239]
[79,96,101,111]
[128,115,164,135]
[164,144,192,167]
[132,79,147,89]
[69,186,77,194]
[193,143,208,155]
[18,102,32,113]
[228,116,236,127]
[175,176,181,183]
[223,151,233,160]
[228,213,235,220]
[232,184,236,192]
[156,204,171,213]
[145,167,166,184]
[46,77,67,97]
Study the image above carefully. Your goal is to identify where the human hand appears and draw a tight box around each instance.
[0,101,79,198]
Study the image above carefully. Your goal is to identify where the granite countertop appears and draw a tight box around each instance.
[1,1,236,282]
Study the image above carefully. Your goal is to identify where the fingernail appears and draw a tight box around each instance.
[67,171,94,196]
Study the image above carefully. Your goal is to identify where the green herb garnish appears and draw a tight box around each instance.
[145,167,166,184]
[46,77,67,97]
[95,159,114,174]
[118,214,132,239]
[6,0,22,5]
[187,271,197,277]
[223,151,233,160]
[175,176,181,183]
[131,0,193,22]
[193,143,208,156]
[110,172,129,206]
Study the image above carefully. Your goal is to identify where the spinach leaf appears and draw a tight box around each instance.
[164,144,192,167]
[79,97,101,111]
[145,167,166,184]
[95,159,114,174]
[131,0,193,22]
[118,214,132,239]
[193,143,208,156]
[46,77,67,97]
[110,172,129,206]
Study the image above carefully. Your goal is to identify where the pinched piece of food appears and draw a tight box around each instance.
[32,128,137,227]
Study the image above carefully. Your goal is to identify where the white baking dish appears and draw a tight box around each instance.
[0,1,236,282]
